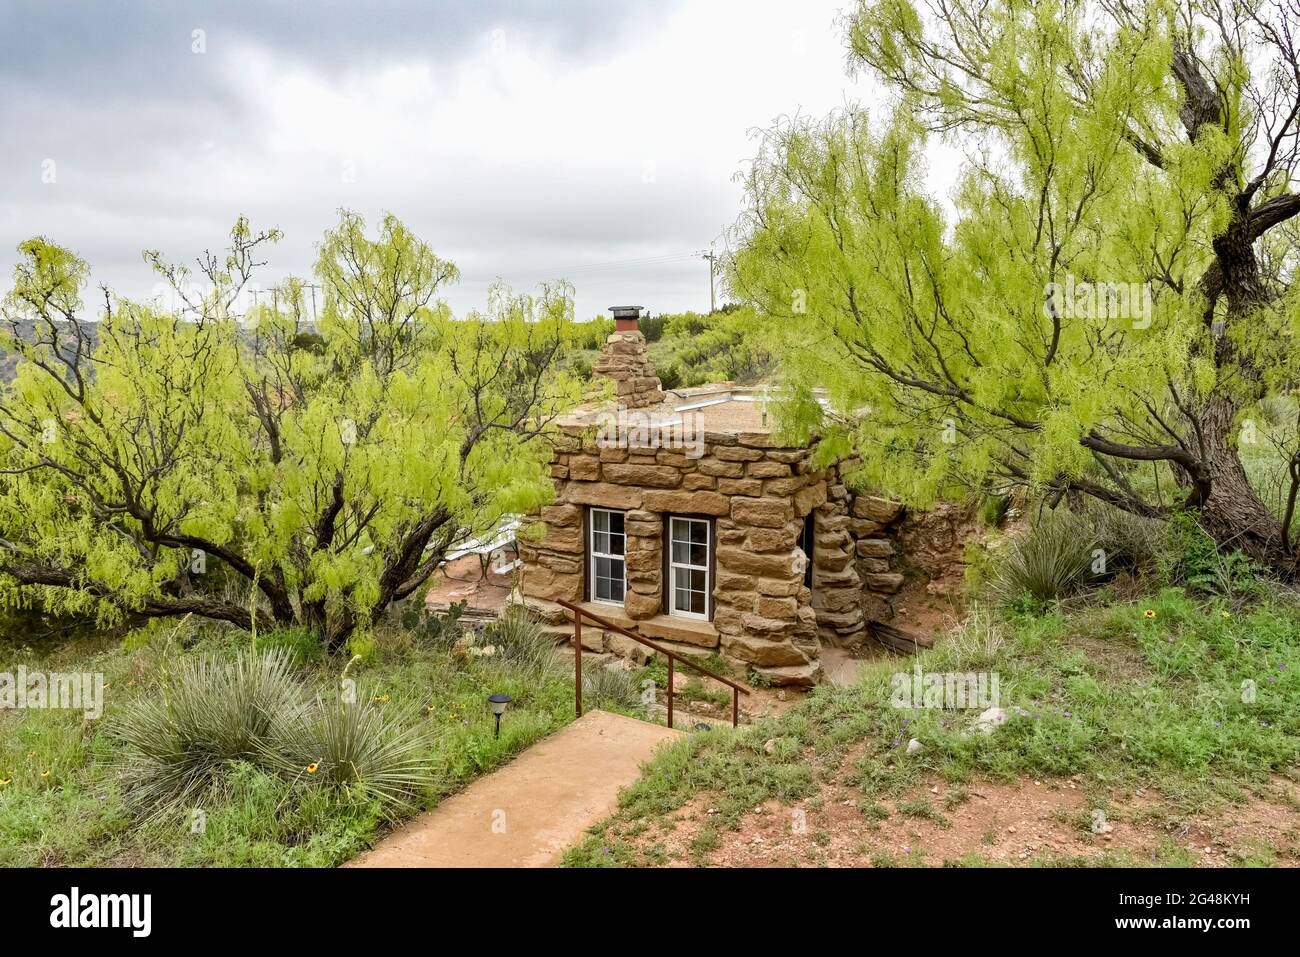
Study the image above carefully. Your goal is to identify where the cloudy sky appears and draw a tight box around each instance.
[0,0,903,320]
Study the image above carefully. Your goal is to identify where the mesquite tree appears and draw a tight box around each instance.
[0,212,582,649]
[731,0,1300,573]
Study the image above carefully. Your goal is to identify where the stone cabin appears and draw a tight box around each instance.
[517,306,909,687]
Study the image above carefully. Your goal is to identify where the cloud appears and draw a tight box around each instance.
[1,0,875,319]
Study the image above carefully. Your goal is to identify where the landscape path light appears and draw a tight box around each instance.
[488,692,513,740]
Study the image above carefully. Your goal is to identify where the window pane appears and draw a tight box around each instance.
[593,530,610,555]
[593,510,609,534]
[594,557,625,602]
[689,568,706,592]
[687,587,705,615]
[607,511,624,536]
[609,530,625,557]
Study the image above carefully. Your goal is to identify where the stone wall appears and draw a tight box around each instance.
[591,329,664,409]
[518,425,911,687]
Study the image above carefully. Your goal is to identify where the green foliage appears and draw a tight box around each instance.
[1,617,576,866]
[1157,511,1266,598]
[481,605,559,680]
[571,318,615,350]
[400,600,467,648]
[649,306,774,390]
[582,663,646,716]
[978,495,1011,528]
[991,510,1099,606]
[728,1,1300,570]
[258,625,326,666]
[567,588,1300,866]
[264,696,437,815]
[0,211,584,648]
[110,649,302,819]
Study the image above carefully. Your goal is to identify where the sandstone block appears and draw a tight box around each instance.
[601,463,682,488]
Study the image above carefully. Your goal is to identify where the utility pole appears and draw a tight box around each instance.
[700,248,717,313]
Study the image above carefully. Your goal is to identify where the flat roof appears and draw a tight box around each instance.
[558,383,828,435]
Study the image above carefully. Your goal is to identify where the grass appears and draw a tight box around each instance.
[563,586,1300,867]
[0,617,574,867]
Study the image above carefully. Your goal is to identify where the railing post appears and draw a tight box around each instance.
[732,687,739,728]
[574,614,583,719]
[667,656,674,730]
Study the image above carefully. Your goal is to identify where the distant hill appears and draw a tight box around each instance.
[0,319,102,385]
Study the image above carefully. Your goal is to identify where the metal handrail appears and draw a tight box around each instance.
[556,598,749,729]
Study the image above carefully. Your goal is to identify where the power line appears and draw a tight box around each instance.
[458,249,704,284]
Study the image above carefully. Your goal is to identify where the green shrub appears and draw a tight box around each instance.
[482,605,559,679]
[638,313,667,342]
[991,510,1098,606]
[978,494,1011,528]
[110,648,302,819]
[401,600,467,648]
[582,663,647,715]
[258,625,325,666]
[1087,500,1161,574]
[266,696,437,815]
[936,603,1005,670]
[1157,511,1266,598]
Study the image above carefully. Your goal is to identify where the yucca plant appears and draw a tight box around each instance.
[582,663,647,715]
[110,648,302,819]
[481,605,560,679]
[991,510,1098,606]
[265,696,437,815]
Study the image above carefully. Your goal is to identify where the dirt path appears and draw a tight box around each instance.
[348,709,682,868]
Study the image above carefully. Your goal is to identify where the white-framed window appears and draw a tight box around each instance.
[588,508,626,604]
[668,516,710,620]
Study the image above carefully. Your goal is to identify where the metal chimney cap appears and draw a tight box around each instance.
[608,305,644,319]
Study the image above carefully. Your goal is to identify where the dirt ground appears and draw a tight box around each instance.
[616,754,1300,867]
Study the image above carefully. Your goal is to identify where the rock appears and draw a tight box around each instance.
[715,546,801,578]
[864,572,906,594]
[851,495,904,524]
[745,461,790,479]
[730,497,793,528]
[721,632,806,667]
[621,588,661,620]
[642,489,730,516]
[605,631,653,665]
[906,738,924,754]
[562,481,643,510]
[975,706,1008,734]
[753,661,821,688]
[855,538,895,559]
[794,482,827,515]
[763,738,777,755]
[566,456,601,480]
[600,463,683,488]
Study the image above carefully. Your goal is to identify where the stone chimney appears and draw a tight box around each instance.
[593,305,664,409]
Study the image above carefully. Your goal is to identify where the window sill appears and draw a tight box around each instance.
[574,602,718,650]
[637,614,718,645]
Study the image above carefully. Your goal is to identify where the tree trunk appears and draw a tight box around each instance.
[1190,398,1296,576]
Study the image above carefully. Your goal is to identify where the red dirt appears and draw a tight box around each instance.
[613,763,1300,867]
